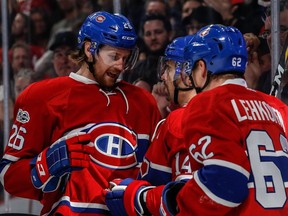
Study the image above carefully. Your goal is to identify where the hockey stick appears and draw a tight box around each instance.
[270,34,288,97]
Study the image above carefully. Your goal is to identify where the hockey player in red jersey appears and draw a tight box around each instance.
[0,11,161,215]
[160,24,288,215]
[104,35,197,216]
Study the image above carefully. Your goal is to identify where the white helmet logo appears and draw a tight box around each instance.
[200,29,210,37]
[124,22,132,30]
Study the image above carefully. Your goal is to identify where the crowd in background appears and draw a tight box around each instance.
[0,0,279,164]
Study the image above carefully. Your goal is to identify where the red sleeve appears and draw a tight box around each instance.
[1,82,56,199]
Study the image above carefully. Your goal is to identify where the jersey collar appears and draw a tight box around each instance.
[222,78,247,88]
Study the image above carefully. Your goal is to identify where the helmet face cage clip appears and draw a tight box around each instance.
[158,35,194,84]
[157,57,185,82]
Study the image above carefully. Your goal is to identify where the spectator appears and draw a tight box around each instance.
[33,51,56,81]
[264,0,287,101]
[125,14,172,90]
[49,31,79,77]
[263,0,288,53]
[34,31,79,80]
[124,0,146,35]
[80,0,101,16]
[10,11,45,65]
[144,0,182,40]
[17,0,53,16]
[182,5,223,35]
[144,0,170,16]
[10,42,32,76]
[49,0,85,45]
[244,0,288,97]
[181,0,203,20]
[14,68,34,99]
[244,34,271,92]
[204,0,264,34]
[10,12,30,47]
[30,7,52,51]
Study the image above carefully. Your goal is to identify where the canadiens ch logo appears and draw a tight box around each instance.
[95,15,105,23]
[86,123,138,169]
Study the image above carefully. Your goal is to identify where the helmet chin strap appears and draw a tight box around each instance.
[173,80,194,104]
[188,72,211,94]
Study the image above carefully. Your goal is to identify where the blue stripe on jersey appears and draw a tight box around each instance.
[0,159,11,173]
[138,164,172,186]
[136,138,149,163]
[50,200,110,215]
[197,164,249,204]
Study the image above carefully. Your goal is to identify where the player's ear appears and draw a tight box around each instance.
[198,60,207,79]
[84,41,93,61]
[193,60,208,89]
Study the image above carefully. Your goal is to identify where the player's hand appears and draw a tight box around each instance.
[160,181,186,216]
[244,33,260,55]
[30,133,93,192]
[152,82,170,118]
[245,51,262,89]
[105,178,154,216]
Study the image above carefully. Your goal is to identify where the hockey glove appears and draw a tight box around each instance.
[160,181,186,216]
[31,133,93,192]
[105,178,155,216]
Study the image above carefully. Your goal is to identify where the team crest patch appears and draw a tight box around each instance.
[16,109,30,123]
[87,122,138,169]
[95,15,105,23]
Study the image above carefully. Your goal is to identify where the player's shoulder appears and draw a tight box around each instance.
[166,107,185,123]
[186,86,224,108]
[27,76,71,91]
[166,107,185,138]
[256,90,287,107]
[17,76,73,102]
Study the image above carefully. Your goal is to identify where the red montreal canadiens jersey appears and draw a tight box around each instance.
[139,107,192,216]
[0,73,161,215]
[178,79,288,215]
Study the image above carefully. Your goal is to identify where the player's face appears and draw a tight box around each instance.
[161,60,184,101]
[94,45,131,88]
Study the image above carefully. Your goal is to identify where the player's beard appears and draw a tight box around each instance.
[93,69,119,91]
